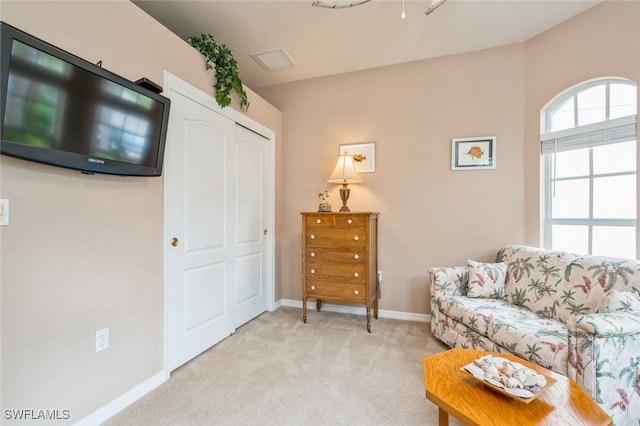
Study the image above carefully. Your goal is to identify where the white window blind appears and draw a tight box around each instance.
[541,115,637,155]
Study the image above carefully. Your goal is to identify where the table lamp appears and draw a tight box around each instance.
[327,153,363,212]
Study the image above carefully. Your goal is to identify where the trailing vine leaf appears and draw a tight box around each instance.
[188,33,249,110]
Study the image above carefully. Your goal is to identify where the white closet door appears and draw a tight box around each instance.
[165,88,236,371]
[232,124,270,327]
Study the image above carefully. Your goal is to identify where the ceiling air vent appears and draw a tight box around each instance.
[250,48,297,72]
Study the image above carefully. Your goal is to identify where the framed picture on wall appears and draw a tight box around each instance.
[451,136,496,170]
[339,142,376,173]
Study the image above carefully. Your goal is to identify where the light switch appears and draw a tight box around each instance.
[0,199,9,226]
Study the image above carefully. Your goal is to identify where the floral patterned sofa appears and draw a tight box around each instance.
[429,245,640,425]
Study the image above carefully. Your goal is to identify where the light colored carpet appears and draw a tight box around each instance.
[104,307,463,426]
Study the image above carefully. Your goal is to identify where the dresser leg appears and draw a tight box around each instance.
[374,297,379,319]
[302,297,307,323]
[316,299,322,311]
[366,307,371,333]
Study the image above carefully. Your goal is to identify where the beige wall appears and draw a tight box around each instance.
[257,0,639,319]
[523,0,640,248]
[0,0,281,423]
[258,43,527,314]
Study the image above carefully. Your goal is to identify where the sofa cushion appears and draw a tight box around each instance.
[466,260,507,299]
[437,295,521,336]
[597,289,640,313]
[498,245,578,320]
[487,311,568,375]
[498,245,640,323]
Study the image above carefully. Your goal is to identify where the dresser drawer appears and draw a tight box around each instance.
[305,281,366,302]
[305,263,366,283]
[305,228,367,248]
[334,215,367,227]
[304,215,335,227]
[305,247,366,264]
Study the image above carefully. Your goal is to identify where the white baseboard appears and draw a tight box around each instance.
[270,298,284,311]
[278,298,431,323]
[74,370,168,426]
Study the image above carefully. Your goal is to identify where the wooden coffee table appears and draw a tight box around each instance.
[422,348,612,426]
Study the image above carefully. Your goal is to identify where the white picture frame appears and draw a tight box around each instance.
[451,136,496,170]
[339,142,376,173]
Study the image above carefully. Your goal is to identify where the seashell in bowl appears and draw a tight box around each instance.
[523,375,539,387]
[514,370,528,383]
[484,366,500,379]
[505,377,523,389]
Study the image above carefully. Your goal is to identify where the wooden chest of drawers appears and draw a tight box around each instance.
[301,212,379,332]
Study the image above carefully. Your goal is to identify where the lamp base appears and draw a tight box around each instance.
[339,185,351,212]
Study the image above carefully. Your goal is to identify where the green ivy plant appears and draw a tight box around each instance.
[188,33,249,111]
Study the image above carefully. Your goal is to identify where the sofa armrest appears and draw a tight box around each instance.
[570,311,640,336]
[428,266,467,298]
[567,312,640,424]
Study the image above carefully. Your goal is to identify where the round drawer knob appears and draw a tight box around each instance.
[353,254,359,260]
[310,269,316,274]
[311,285,316,290]
[310,252,316,257]
[353,290,359,295]
[347,218,353,224]
[316,219,322,224]
[310,234,316,240]
[354,272,359,278]
[353,235,359,241]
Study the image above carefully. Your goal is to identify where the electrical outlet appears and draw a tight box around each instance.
[0,199,9,226]
[95,328,109,352]
[377,270,383,282]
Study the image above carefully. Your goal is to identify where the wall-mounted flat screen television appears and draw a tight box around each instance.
[0,21,171,176]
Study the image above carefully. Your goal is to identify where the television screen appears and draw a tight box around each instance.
[0,22,171,176]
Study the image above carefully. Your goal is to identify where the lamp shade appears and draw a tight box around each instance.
[327,153,363,184]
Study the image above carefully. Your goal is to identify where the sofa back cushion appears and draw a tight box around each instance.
[497,245,640,323]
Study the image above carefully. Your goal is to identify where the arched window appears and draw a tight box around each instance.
[540,78,637,258]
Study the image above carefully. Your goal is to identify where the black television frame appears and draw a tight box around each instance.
[0,21,171,177]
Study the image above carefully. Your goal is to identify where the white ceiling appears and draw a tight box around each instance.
[133,0,602,89]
